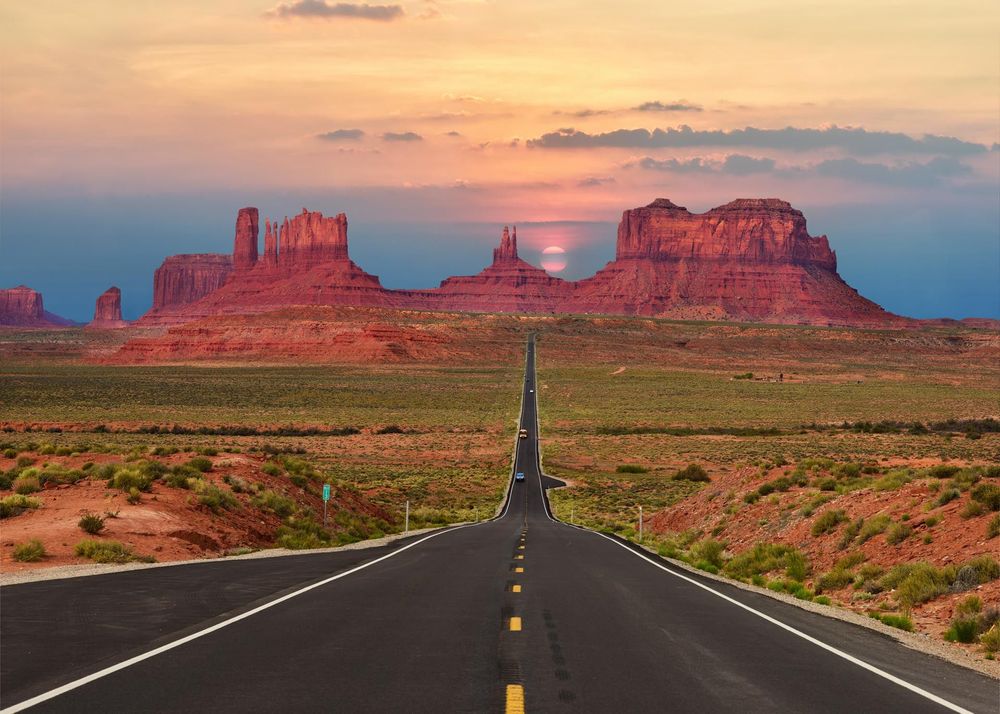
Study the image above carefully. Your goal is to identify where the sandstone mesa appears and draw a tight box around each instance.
[137,198,901,328]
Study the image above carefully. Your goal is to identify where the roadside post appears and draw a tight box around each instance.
[405,500,410,534]
[322,483,331,528]
[639,505,643,542]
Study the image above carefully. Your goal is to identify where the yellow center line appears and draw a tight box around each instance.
[516,555,524,560]
[512,584,522,593]
[518,545,525,550]
[505,684,525,714]
[515,567,524,573]
[509,616,522,631]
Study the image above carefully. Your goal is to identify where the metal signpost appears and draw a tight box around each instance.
[404,500,410,534]
[322,483,331,527]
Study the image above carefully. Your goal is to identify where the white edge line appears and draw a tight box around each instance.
[529,342,973,714]
[3,525,482,712]
[4,342,538,714]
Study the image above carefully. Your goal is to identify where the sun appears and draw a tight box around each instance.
[540,246,567,273]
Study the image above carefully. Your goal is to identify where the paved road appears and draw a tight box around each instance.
[2,337,997,713]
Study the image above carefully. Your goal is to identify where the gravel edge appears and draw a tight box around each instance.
[0,523,468,587]
[633,540,1000,680]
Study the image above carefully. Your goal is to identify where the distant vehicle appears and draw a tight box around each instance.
[529,389,534,393]
[519,428,528,439]
[515,472,525,482]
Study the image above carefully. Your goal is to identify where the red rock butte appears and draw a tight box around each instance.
[88,286,129,329]
[137,198,904,328]
[0,285,74,327]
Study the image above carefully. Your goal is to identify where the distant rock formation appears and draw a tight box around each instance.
[570,198,897,325]
[88,286,129,329]
[232,207,259,272]
[401,225,572,313]
[135,199,905,328]
[0,286,74,327]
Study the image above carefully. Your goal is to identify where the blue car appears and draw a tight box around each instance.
[515,472,525,482]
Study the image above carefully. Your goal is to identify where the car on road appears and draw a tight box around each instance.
[529,389,534,393]
[519,428,528,439]
[515,472,525,482]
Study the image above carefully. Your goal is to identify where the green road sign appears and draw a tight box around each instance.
[322,483,331,501]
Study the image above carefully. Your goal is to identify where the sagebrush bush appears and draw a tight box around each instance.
[616,464,648,474]
[0,494,41,519]
[886,522,913,545]
[12,475,41,495]
[988,514,1000,539]
[672,464,709,482]
[811,509,848,536]
[871,613,913,632]
[971,483,1000,511]
[689,538,725,568]
[78,513,105,534]
[261,462,283,477]
[857,515,891,544]
[12,539,46,562]
[253,490,296,518]
[186,457,213,473]
[74,539,150,564]
[192,482,238,513]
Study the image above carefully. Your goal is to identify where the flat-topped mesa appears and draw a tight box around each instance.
[88,286,128,329]
[278,209,349,266]
[152,254,233,310]
[492,226,519,263]
[615,197,837,271]
[232,207,259,271]
[0,285,74,327]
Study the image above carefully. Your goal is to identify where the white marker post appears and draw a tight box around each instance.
[322,483,331,528]
[639,505,643,542]
[404,500,409,534]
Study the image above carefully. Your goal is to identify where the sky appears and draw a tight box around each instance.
[1,0,998,321]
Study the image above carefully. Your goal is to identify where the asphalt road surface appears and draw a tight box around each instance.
[2,336,997,713]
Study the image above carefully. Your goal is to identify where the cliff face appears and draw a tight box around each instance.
[232,207,259,272]
[615,198,837,271]
[88,286,128,329]
[0,286,74,327]
[402,225,572,313]
[136,199,902,329]
[574,198,895,325]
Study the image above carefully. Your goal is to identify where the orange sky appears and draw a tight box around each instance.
[1,0,998,221]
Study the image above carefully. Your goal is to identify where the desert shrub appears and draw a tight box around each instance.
[870,613,914,632]
[261,462,283,477]
[874,469,913,491]
[15,456,35,468]
[960,500,985,519]
[785,550,810,582]
[981,625,1000,654]
[253,490,296,518]
[223,475,253,493]
[956,556,1000,586]
[78,513,105,534]
[945,618,979,643]
[276,515,332,550]
[857,515,892,544]
[163,465,202,489]
[74,539,150,563]
[724,542,806,581]
[672,464,709,482]
[192,482,238,513]
[0,494,41,518]
[927,464,961,479]
[107,466,155,493]
[988,514,1000,539]
[886,522,913,545]
[814,477,837,492]
[2,448,16,459]
[971,483,1000,511]
[12,475,41,495]
[838,517,865,549]
[616,464,649,474]
[186,457,213,473]
[39,465,86,485]
[817,568,854,592]
[689,538,725,569]
[801,494,835,517]
[814,595,832,606]
[934,488,961,508]
[877,562,951,606]
[811,509,848,536]
[12,539,46,562]
[733,372,753,380]
[198,447,219,456]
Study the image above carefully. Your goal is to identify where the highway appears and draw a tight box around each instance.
[2,336,997,713]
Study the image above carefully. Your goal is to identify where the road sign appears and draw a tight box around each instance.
[322,483,331,501]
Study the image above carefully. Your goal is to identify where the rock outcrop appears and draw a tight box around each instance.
[88,286,128,329]
[401,225,572,313]
[0,286,74,327]
[135,199,903,328]
[569,198,898,326]
[232,207,259,272]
